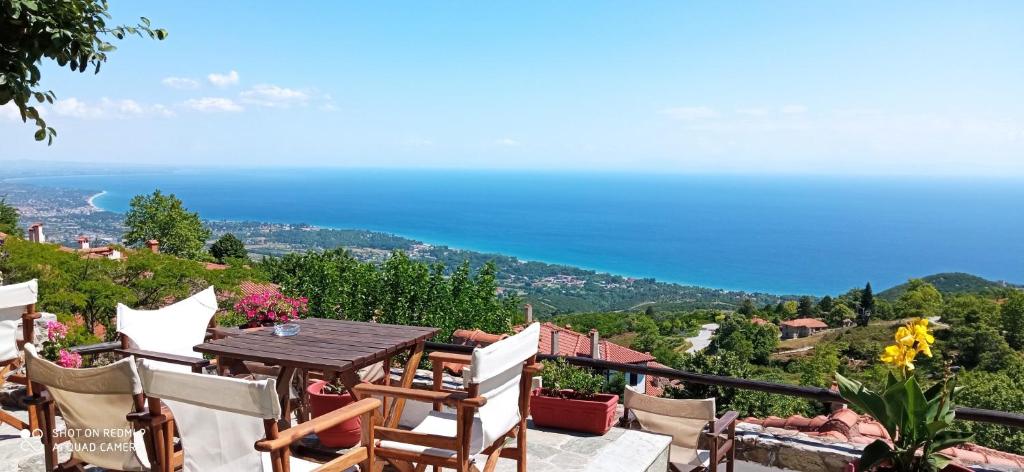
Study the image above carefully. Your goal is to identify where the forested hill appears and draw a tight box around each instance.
[878,272,1021,300]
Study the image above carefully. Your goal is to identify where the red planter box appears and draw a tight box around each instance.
[529,388,619,435]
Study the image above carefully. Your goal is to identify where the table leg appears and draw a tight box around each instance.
[386,341,424,428]
[276,366,297,430]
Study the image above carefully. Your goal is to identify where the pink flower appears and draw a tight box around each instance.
[57,349,83,369]
[46,321,68,342]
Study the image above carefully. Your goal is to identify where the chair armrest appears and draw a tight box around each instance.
[115,348,211,369]
[427,351,473,365]
[525,362,543,375]
[255,398,381,452]
[22,312,41,321]
[354,383,487,407]
[711,411,739,435]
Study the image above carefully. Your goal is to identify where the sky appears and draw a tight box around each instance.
[2,1,1023,176]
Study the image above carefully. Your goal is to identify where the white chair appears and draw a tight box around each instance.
[355,322,542,472]
[0,279,40,431]
[137,360,380,472]
[622,388,738,472]
[24,344,161,471]
[116,286,218,372]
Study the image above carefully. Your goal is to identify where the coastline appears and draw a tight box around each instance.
[87,191,107,210]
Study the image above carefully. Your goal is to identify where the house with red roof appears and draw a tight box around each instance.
[780,318,829,339]
[452,321,672,396]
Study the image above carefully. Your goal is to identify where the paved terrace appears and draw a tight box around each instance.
[1,404,768,472]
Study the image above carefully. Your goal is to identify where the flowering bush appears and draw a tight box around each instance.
[233,291,308,326]
[41,320,82,368]
[836,318,972,472]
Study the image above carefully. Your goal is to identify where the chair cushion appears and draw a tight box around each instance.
[379,411,484,459]
[669,445,710,471]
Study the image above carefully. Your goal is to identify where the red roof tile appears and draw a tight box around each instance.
[743,408,1024,468]
[236,281,281,298]
[751,317,770,325]
[780,318,829,329]
[524,322,656,365]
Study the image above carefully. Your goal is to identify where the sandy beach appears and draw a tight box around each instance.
[86,190,106,210]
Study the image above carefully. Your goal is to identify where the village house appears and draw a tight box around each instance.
[780,318,829,339]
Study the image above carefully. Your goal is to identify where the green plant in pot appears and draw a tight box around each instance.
[836,318,973,472]
[306,377,361,448]
[530,359,619,435]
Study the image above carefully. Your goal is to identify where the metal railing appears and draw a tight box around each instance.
[425,341,1024,429]
[67,339,1024,429]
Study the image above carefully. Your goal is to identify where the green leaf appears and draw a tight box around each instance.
[99,43,116,52]
[857,439,893,472]
[34,128,46,141]
[927,454,952,471]
[155,29,168,40]
[927,430,974,454]
[140,16,151,27]
[837,373,897,436]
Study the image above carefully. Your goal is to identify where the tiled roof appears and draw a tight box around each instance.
[644,361,676,397]
[743,408,1024,469]
[751,317,770,325]
[528,322,656,365]
[236,280,281,298]
[205,262,229,270]
[780,318,828,329]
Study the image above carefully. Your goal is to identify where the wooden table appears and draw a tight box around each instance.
[194,318,438,428]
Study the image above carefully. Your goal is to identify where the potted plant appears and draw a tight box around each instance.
[233,291,308,335]
[306,378,362,448]
[530,359,618,435]
[836,318,973,472]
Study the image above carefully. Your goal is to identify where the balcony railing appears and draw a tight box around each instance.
[68,339,1024,429]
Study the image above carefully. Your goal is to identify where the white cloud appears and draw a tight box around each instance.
[161,77,200,90]
[780,104,808,115]
[207,70,240,87]
[495,137,521,147]
[736,107,769,117]
[662,106,720,121]
[46,97,174,119]
[240,84,310,108]
[183,97,243,113]
[1,103,22,121]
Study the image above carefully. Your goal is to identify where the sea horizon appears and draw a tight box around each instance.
[10,168,1024,296]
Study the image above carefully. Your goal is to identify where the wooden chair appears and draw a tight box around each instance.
[137,360,380,472]
[23,344,165,471]
[622,388,738,472]
[354,322,542,472]
[114,286,218,372]
[0,279,41,431]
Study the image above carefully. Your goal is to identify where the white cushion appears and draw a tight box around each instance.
[379,411,484,459]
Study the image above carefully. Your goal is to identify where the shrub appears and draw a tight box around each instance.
[540,359,606,399]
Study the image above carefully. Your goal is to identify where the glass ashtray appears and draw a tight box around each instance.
[273,323,301,337]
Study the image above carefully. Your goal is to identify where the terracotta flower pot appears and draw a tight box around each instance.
[529,388,619,435]
[306,380,362,448]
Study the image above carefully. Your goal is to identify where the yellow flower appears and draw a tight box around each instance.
[881,318,935,372]
[880,343,919,370]
[895,326,916,347]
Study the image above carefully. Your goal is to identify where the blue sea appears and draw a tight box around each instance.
[16,169,1024,295]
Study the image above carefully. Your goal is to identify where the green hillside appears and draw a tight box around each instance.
[878,272,1021,300]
